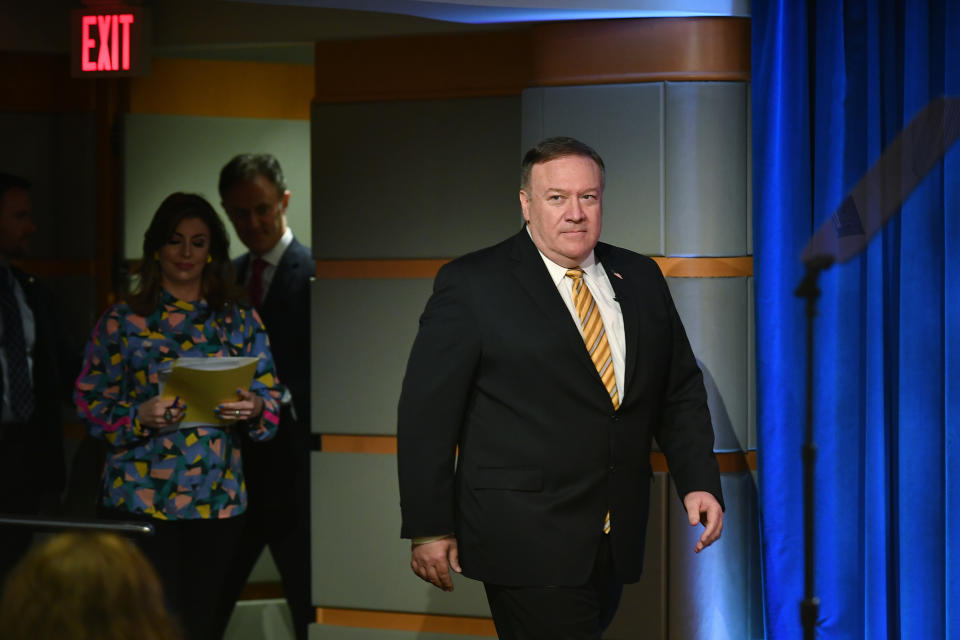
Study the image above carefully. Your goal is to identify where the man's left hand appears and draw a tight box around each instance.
[683,491,723,553]
[410,536,461,591]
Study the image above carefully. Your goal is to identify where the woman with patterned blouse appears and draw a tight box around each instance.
[74,193,282,640]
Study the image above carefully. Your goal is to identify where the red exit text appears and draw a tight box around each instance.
[80,14,135,72]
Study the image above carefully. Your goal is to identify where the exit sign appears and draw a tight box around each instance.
[71,6,151,77]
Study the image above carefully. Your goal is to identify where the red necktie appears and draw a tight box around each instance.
[248,258,268,309]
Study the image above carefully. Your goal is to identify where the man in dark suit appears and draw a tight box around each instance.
[0,173,66,582]
[214,154,313,640]
[397,138,724,639]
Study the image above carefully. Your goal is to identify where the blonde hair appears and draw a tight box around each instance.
[0,532,181,640]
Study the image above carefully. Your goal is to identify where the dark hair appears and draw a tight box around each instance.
[520,137,605,191]
[218,153,287,200]
[0,532,181,640]
[129,192,243,316]
[0,172,31,202]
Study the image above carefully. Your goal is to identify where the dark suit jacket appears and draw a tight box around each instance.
[3,267,67,494]
[234,238,313,515]
[397,229,723,587]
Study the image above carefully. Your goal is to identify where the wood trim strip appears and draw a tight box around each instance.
[319,435,756,471]
[315,259,450,279]
[10,258,97,278]
[321,434,397,455]
[528,17,750,87]
[313,18,749,103]
[314,31,531,103]
[129,58,313,120]
[652,450,757,473]
[651,256,753,278]
[315,607,497,636]
[315,257,752,280]
[239,582,286,601]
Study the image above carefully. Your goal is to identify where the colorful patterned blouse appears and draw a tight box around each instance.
[74,291,282,520]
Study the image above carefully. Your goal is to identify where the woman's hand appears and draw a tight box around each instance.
[138,396,185,430]
[216,388,264,424]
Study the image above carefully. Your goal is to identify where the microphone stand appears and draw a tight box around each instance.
[790,95,958,640]
[794,256,831,640]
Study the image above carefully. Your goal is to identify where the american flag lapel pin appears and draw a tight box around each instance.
[613,271,623,280]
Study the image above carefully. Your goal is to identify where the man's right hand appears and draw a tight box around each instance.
[410,536,461,591]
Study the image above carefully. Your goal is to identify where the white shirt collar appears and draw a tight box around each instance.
[254,226,294,267]
[539,249,602,288]
[526,226,601,286]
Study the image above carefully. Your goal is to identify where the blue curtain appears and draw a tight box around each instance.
[753,1,959,638]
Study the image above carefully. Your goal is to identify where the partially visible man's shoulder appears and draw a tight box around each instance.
[11,265,48,291]
[287,237,313,260]
[232,251,249,266]
[598,242,662,275]
[440,234,516,276]
[13,268,60,316]
[12,268,42,292]
[286,240,315,275]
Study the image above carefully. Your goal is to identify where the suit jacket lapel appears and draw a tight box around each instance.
[262,238,305,309]
[509,230,604,385]
[595,244,640,401]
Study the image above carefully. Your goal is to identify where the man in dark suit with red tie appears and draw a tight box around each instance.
[214,154,313,640]
[397,138,724,639]
[0,173,66,582]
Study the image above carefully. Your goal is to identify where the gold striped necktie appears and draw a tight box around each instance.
[566,268,620,410]
[566,267,618,534]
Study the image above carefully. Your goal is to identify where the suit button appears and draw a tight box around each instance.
[609,464,615,471]
[610,414,619,421]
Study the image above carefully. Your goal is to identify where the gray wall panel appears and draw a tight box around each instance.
[520,84,664,256]
[124,114,312,259]
[0,112,97,259]
[311,278,433,435]
[520,87,545,155]
[666,277,748,452]
[668,473,763,640]
[311,97,521,259]
[603,474,668,640]
[664,82,748,257]
[311,626,492,640]
[225,599,294,639]
[311,452,490,617]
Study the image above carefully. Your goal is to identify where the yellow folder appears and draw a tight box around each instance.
[160,357,260,426]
